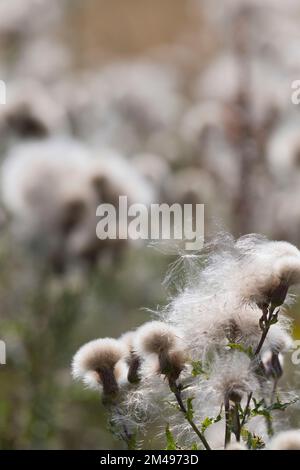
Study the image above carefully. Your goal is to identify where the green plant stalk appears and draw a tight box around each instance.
[224,398,231,447]
[232,403,241,442]
[240,303,279,434]
[170,381,211,450]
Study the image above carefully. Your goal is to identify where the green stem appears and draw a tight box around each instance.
[240,392,253,429]
[233,403,241,442]
[224,398,231,448]
[241,304,279,431]
[171,382,211,450]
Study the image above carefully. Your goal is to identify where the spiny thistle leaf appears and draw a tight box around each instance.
[250,397,299,419]
[267,397,299,412]
[201,414,222,434]
[191,360,205,377]
[241,428,265,450]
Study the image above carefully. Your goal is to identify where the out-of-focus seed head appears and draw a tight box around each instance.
[268,430,300,450]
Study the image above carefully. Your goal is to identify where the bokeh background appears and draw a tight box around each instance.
[0,0,300,449]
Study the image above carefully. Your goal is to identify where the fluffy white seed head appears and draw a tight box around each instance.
[133,321,187,381]
[72,338,126,394]
[134,321,183,357]
[275,256,300,285]
[72,338,126,378]
[209,353,256,404]
[1,137,157,270]
[246,240,300,259]
[163,234,296,372]
[268,430,300,450]
[0,80,67,141]
[237,240,300,307]
[82,360,129,392]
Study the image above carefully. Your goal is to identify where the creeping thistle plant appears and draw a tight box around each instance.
[72,234,300,450]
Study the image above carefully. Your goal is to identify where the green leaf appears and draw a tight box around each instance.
[250,398,271,419]
[201,414,222,433]
[191,360,205,377]
[201,417,213,433]
[241,428,265,450]
[251,408,271,419]
[249,434,265,450]
[250,397,299,419]
[165,424,177,450]
[267,397,298,412]
[226,342,253,358]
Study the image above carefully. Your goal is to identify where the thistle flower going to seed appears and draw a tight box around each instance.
[268,430,300,450]
[71,338,127,399]
[239,241,300,308]
[134,321,180,355]
[258,255,300,308]
[134,321,187,383]
[209,353,256,405]
[73,234,300,450]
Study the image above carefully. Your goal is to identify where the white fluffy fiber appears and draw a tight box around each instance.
[1,138,156,264]
[133,321,184,357]
[162,235,297,362]
[72,338,127,391]
[118,234,298,447]
[72,234,300,448]
[268,429,300,450]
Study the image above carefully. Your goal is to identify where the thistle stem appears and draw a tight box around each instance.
[240,392,253,429]
[255,326,271,357]
[170,381,211,450]
[271,378,278,405]
[263,402,274,438]
[224,398,231,448]
[233,403,241,442]
[241,304,279,430]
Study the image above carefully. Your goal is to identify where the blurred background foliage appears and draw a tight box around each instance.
[0,0,300,449]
